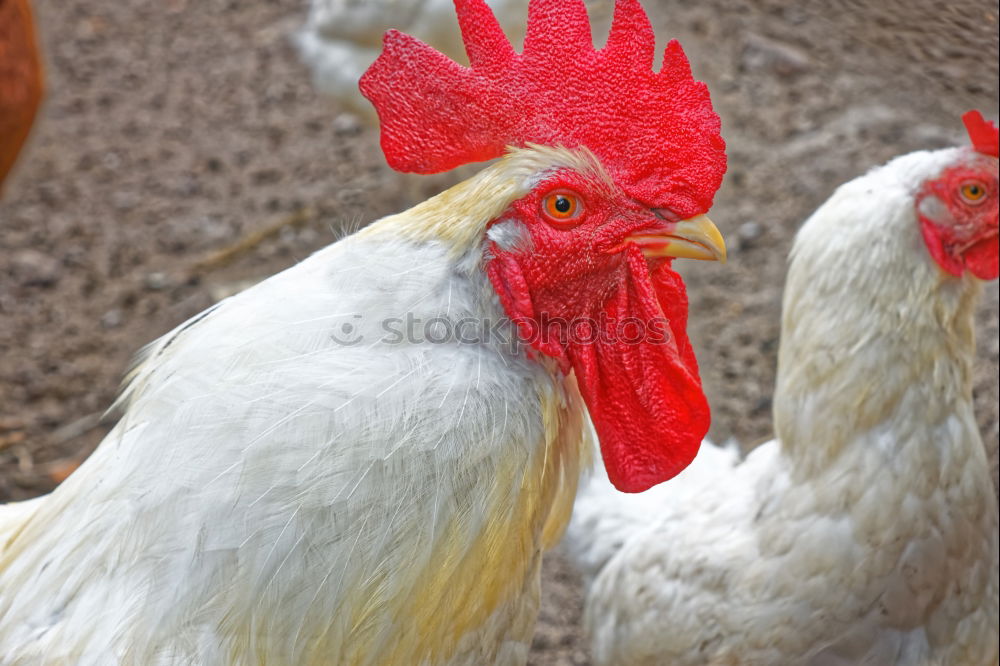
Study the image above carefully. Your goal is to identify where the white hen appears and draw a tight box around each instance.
[565,115,1000,665]
[295,0,612,122]
[297,0,527,121]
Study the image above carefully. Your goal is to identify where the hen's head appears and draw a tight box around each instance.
[917,111,999,280]
[361,0,727,492]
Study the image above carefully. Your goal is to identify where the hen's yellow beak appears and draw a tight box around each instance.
[627,215,727,263]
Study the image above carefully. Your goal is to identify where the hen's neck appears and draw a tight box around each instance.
[772,181,985,483]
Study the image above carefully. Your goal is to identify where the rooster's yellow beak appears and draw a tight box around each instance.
[626,215,727,263]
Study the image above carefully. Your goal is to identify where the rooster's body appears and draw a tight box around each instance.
[0,152,588,663]
[566,124,1000,665]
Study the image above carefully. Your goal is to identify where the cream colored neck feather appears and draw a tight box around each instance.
[359,143,611,260]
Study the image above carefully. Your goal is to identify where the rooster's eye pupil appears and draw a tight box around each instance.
[541,190,583,226]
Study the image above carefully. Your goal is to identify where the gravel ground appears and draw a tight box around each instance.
[0,1,997,663]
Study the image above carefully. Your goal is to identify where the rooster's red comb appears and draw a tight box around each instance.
[963,110,999,158]
[360,0,727,217]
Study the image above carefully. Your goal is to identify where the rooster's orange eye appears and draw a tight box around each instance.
[960,181,988,204]
[541,190,583,227]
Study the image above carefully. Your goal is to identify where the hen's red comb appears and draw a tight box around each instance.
[360,0,727,217]
[963,110,999,158]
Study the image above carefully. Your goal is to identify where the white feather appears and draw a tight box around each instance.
[0,147,599,665]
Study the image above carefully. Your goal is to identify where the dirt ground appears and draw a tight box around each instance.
[1,0,997,663]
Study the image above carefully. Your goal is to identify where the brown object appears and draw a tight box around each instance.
[0,0,43,192]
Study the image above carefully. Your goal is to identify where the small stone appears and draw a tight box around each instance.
[101,309,124,329]
[297,226,319,246]
[102,151,122,169]
[144,272,171,291]
[332,112,362,135]
[742,33,811,77]
[11,249,62,287]
[197,215,233,243]
[739,221,763,243]
[112,190,139,211]
[208,279,260,303]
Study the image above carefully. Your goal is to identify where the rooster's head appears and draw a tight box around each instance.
[361,0,728,492]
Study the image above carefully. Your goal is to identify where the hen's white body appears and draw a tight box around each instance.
[294,0,612,122]
[0,148,591,665]
[565,148,1000,665]
[296,0,529,121]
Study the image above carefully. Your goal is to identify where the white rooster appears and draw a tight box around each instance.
[565,111,1000,665]
[0,1,729,663]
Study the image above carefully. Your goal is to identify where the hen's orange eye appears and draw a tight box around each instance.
[960,181,988,204]
[541,190,583,227]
